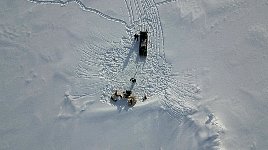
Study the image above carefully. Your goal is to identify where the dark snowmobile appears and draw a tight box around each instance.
[139,31,148,56]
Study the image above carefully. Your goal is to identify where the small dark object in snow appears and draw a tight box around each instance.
[111,95,117,102]
[111,90,122,102]
[130,78,136,83]
[124,90,132,98]
[128,96,136,107]
[134,34,139,41]
[142,95,147,102]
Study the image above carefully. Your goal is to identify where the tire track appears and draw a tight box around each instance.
[133,0,143,25]
[124,0,200,123]
[124,0,133,25]
[126,2,224,145]
[155,0,177,6]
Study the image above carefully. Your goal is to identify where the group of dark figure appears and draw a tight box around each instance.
[110,33,147,106]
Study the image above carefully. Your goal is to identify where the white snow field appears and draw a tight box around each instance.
[0,0,268,149]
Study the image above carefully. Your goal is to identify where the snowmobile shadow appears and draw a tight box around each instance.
[135,52,146,64]
[110,98,131,112]
[122,40,139,70]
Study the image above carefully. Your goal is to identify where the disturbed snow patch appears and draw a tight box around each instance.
[178,110,225,150]
[176,0,244,21]
[58,91,95,119]
[172,0,245,35]
[248,24,268,48]
[202,0,241,15]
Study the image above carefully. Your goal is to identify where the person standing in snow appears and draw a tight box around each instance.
[130,77,136,83]
[142,95,147,102]
[134,34,139,41]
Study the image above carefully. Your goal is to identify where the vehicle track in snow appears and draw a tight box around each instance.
[122,0,200,122]
[155,0,177,6]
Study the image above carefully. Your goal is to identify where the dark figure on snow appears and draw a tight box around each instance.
[142,95,147,102]
[114,90,119,97]
[134,34,139,41]
[130,78,136,83]
[124,90,132,98]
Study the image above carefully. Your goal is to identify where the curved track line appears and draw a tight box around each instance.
[28,0,128,27]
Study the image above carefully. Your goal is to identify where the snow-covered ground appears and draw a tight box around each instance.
[0,0,268,149]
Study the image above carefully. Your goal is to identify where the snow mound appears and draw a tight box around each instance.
[176,0,205,21]
[58,91,95,119]
[178,112,224,150]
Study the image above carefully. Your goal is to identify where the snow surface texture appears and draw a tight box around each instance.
[0,0,267,149]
